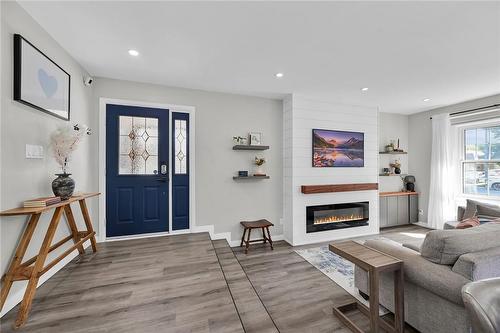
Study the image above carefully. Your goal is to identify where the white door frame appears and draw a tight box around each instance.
[98,97,196,242]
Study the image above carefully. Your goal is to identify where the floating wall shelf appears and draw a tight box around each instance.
[379,151,407,155]
[233,145,270,151]
[379,174,408,177]
[233,176,270,180]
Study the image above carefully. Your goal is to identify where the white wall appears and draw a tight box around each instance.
[0,2,97,316]
[378,112,409,192]
[93,78,283,244]
[409,93,500,223]
[283,95,379,245]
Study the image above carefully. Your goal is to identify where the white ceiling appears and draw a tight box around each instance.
[19,1,500,114]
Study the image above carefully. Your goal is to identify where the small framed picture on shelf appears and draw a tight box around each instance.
[249,132,262,145]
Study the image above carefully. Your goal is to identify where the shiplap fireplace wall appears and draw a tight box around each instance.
[283,95,380,246]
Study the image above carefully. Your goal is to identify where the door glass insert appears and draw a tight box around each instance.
[174,119,187,174]
[119,116,158,174]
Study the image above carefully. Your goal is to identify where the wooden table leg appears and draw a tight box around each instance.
[369,269,380,333]
[14,207,63,328]
[240,228,247,247]
[245,228,252,254]
[266,226,273,250]
[394,267,405,333]
[78,199,97,253]
[64,205,85,255]
[261,227,267,244]
[0,213,41,312]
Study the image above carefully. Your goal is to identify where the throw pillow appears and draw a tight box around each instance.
[462,199,478,220]
[420,223,500,265]
[455,216,480,229]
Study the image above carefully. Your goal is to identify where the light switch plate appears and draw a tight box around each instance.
[26,144,44,159]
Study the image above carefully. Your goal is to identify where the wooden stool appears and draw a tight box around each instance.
[240,219,274,254]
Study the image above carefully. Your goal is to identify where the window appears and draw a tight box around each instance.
[462,125,500,197]
[118,116,159,175]
[174,119,187,174]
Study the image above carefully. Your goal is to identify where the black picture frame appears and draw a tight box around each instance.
[13,34,71,121]
[312,128,365,167]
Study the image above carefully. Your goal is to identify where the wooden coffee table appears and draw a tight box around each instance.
[329,241,404,333]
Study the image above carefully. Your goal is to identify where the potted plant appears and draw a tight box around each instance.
[254,156,266,176]
[50,124,91,200]
[390,159,402,175]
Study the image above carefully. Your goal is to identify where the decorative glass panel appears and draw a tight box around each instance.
[174,119,187,174]
[119,116,159,175]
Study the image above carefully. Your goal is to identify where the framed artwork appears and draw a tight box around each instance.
[312,129,364,167]
[14,34,71,121]
[249,132,262,145]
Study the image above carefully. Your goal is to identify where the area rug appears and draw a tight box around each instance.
[295,244,389,315]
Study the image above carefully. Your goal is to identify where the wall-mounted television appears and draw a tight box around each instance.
[312,129,364,167]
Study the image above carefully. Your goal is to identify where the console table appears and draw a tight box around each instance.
[329,241,404,333]
[0,192,99,328]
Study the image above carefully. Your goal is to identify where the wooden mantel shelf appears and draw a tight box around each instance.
[301,183,378,194]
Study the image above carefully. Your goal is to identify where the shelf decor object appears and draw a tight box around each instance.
[14,34,71,121]
[0,193,99,329]
[249,132,262,145]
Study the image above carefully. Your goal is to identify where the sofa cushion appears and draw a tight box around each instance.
[402,240,423,252]
[420,223,500,265]
[463,200,478,220]
[464,199,500,221]
[363,239,470,305]
[453,247,500,281]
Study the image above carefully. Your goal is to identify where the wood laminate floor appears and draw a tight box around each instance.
[1,225,427,333]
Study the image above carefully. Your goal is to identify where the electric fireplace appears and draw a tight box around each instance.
[306,202,369,233]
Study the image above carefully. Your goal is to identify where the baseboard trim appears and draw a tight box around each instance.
[192,224,284,248]
[0,241,92,318]
[412,222,434,229]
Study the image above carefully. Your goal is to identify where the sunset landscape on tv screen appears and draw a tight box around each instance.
[312,129,364,167]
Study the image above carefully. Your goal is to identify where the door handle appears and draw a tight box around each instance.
[160,162,168,175]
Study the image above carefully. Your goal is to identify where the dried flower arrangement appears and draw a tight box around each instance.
[254,156,266,166]
[50,124,91,173]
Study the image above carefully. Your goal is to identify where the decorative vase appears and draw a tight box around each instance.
[394,167,401,175]
[254,165,265,176]
[52,173,75,200]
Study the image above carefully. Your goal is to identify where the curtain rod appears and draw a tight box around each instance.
[429,103,500,120]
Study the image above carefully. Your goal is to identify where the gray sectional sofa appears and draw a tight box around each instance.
[355,223,500,333]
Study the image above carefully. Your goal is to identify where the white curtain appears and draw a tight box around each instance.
[427,113,459,229]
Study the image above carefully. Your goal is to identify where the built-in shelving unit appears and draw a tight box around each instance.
[233,176,270,180]
[233,145,269,151]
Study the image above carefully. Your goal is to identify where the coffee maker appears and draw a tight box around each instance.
[404,175,416,192]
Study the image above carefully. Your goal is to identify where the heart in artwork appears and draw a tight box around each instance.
[38,68,58,98]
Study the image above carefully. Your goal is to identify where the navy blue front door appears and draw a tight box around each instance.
[106,104,169,237]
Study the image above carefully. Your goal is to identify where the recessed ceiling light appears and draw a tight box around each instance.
[275,73,284,78]
[128,49,139,57]
[423,98,431,102]
[361,87,369,92]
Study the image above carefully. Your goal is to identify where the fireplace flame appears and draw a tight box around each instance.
[314,214,364,225]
